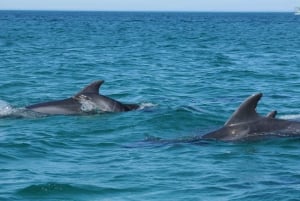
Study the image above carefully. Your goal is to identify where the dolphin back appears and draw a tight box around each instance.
[26,98,82,115]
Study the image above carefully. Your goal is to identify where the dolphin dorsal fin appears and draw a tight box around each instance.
[266,110,277,118]
[74,80,104,96]
[225,93,263,126]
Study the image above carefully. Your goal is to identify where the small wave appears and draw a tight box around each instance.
[18,183,101,196]
[181,105,207,113]
[18,182,147,198]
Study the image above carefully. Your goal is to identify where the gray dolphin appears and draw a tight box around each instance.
[201,93,300,141]
[26,80,139,115]
[266,110,277,118]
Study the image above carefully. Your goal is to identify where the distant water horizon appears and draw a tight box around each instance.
[0,9,294,13]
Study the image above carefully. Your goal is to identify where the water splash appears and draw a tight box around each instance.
[279,114,300,120]
[0,100,14,117]
[138,102,157,110]
[0,100,45,118]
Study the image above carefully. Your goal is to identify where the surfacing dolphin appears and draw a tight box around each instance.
[201,93,300,141]
[26,80,139,115]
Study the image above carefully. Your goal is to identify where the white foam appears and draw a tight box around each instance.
[138,102,157,110]
[279,114,300,120]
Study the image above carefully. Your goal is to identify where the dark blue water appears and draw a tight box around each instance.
[1,11,300,200]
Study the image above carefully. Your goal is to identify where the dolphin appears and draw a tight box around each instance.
[201,93,300,141]
[266,110,277,118]
[26,80,139,115]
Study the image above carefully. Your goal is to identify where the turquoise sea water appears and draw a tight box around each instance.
[1,11,300,200]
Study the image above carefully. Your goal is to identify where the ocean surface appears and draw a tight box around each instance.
[1,11,300,200]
